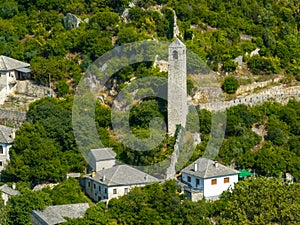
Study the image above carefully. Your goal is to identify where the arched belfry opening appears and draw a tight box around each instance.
[173,50,178,59]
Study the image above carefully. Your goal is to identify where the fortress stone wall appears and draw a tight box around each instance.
[196,85,300,111]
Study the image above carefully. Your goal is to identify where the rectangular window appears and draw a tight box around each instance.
[187,176,191,182]
[104,188,107,194]
[0,146,3,154]
[113,189,117,194]
[93,184,96,189]
[88,182,90,187]
[0,161,2,167]
[224,177,230,183]
[211,179,217,185]
[99,186,101,191]
[124,188,129,194]
[196,178,200,186]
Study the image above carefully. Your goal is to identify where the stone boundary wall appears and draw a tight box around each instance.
[197,85,300,111]
[235,77,281,95]
[14,80,51,98]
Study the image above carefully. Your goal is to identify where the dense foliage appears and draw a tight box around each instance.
[212,177,300,224]
[0,0,299,224]
[64,180,210,225]
[64,178,300,224]
[1,178,89,225]
[2,98,86,185]
[0,0,299,91]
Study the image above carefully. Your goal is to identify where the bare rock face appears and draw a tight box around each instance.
[63,13,82,30]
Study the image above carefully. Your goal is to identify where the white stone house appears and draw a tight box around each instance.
[85,164,159,202]
[0,55,31,104]
[85,148,159,202]
[88,148,116,172]
[0,124,15,171]
[181,158,239,200]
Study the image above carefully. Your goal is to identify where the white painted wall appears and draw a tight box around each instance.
[95,159,115,172]
[0,143,12,171]
[88,153,116,172]
[203,174,238,198]
[181,173,238,198]
[1,192,9,205]
[85,177,145,201]
[182,172,204,190]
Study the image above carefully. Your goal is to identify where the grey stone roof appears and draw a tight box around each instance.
[0,125,15,144]
[182,158,239,178]
[169,38,185,48]
[31,203,89,225]
[89,148,116,161]
[90,164,159,186]
[0,55,30,71]
[0,184,20,196]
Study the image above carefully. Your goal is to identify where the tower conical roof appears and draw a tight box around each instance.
[169,38,185,48]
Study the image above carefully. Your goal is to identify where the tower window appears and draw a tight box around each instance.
[173,50,178,59]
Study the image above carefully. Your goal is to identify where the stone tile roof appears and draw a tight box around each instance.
[90,164,159,186]
[182,158,239,178]
[0,125,15,144]
[169,38,185,48]
[0,184,20,196]
[0,55,30,71]
[31,203,89,225]
[89,148,116,161]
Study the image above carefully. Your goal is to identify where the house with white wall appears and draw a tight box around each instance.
[88,148,116,172]
[0,125,15,171]
[0,55,31,104]
[181,157,239,200]
[84,148,160,202]
[85,164,159,202]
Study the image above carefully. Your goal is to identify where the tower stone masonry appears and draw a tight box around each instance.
[167,38,188,136]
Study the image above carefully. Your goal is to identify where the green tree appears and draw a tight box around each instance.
[213,177,300,224]
[47,178,89,205]
[222,76,239,94]
[6,190,52,225]
[0,1,19,19]
[222,60,237,72]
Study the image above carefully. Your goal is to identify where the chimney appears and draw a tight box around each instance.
[91,171,95,177]
[102,175,106,181]
[144,174,148,181]
[214,162,219,168]
[12,183,16,190]
[194,163,198,172]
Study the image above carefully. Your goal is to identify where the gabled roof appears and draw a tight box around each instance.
[90,164,159,186]
[0,184,20,196]
[182,158,239,178]
[89,148,116,162]
[169,38,185,48]
[0,125,15,144]
[0,55,30,71]
[31,203,89,225]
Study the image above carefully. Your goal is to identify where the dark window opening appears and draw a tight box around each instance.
[173,50,178,59]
